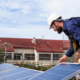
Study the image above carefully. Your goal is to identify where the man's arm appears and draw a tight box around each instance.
[59,18,80,63]
[65,45,74,57]
[59,46,74,63]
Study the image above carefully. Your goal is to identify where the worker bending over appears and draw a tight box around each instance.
[47,13,80,64]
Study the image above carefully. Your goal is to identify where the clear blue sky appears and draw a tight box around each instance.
[0,0,80,40]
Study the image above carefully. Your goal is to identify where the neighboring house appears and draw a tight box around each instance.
[0,37,70,66]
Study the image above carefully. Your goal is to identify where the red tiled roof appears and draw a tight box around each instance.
[0,43,14,52]
[44,40,63,53]
[0,37,70,52]
[63,40,70,49]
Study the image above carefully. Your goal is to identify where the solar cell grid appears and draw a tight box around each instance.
[0,65,19,73]
[0,63,12,67]
[0,63,80,80]
[0,68,28,78]
[31,63,80,80]
[0,65,13,69]
[0,68,42,80]
[18,74,41,80]
[0,63,14,70]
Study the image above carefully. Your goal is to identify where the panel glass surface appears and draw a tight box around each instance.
[0,68,27,78]
[0,63,13,68]
[31,63,80,80]
[0,65,18,72]
[0,69,42,80]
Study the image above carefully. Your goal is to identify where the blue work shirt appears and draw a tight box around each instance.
[63,18,80,57]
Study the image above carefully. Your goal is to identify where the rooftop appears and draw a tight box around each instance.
[0,37,70,52]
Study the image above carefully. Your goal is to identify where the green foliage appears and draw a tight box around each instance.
[69,76,76,80]
[67,57,74,63]
[59,54,62,58]
[15,63,53,71]
[0,46,4,63]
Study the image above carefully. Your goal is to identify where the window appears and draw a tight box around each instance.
[7,53,12,60]
[39,54,51,60]
[25,54,35,60]
[14,53,22,60]
[2,53,11,60]
[53,54,60,60]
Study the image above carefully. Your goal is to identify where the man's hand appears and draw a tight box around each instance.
[59,55,68,63]
[75,52,80,64]
[78,59,80,64]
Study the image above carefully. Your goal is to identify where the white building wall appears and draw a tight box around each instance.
[53,53,62,65]
[6,48,68,65]
[51,53,53,65]
[38,52,53,65]
[34,49,39,63]
[14,48,34,53]
[7,48,35,64]
[38,52,62,66]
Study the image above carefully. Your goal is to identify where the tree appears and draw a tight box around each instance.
[0,46,4,63]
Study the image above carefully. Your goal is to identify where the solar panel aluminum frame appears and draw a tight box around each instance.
[62,70,80,80]
[30,62,80,80]
[61,63,80,80]
[29,63,62,80]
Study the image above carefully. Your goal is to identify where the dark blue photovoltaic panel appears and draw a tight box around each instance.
[0,65,13,69]
[18,75,35,80]
[0,68,28,78]
[0,65,18,72]
[31,63,80,80]
[0,77,11,80]
[31,77,45,80]
[31,72,65,80]
[0,63,13,68]
[1,63,80,80]
[0,68,42,80]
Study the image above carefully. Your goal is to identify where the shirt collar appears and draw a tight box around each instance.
[63,20,66,31]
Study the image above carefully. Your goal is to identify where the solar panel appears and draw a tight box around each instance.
[0,63,13,68]
[0,68,42,80]
[0,68,28,78]
[0,63,19,73]
[0,63,13,69]
[18,75,35,80]
[18,74,42,80]
[31,63,80,80]
[1,63,80,80]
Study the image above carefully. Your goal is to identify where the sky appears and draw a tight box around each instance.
[0,0,80,40]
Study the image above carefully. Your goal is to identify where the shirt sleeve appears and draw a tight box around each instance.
[65,45,74,57]
[70,19,80,41]
[64,18,80,57]
[76,18,80,26]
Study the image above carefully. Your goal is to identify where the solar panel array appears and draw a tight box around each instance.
[0,63,42,80]
[0,63,80,80]
[0,63,19,73]
[31,63,80,80]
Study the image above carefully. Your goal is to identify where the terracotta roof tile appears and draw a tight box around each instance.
[0,37,70,52]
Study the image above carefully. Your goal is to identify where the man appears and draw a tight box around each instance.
[47,13,80,64]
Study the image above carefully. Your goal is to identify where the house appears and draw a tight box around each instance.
[0,37,70,66]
